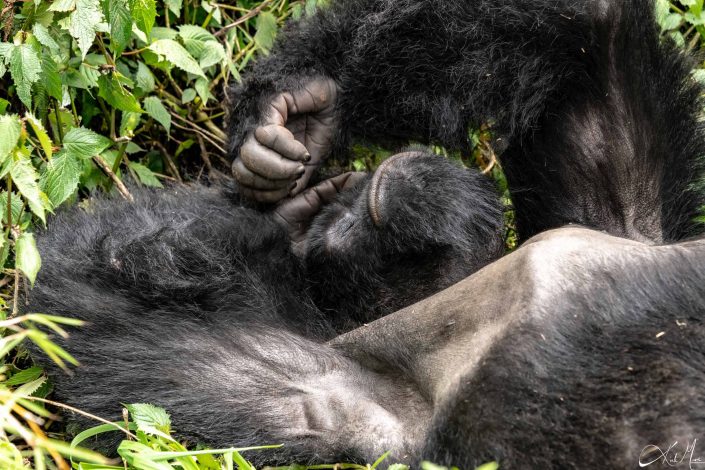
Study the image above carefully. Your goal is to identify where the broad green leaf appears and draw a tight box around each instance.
[178,24,215,56]
[254,11,278,54]
[10,44,42,109]
[98,72,143,112]
[10,158,46,222]
[15,232,41,287]
[125,403,171,435]
[199,41,225,68]
[148,39,206,78]
[107,0,133,56]
[67,0,105,60]
[143,96,171,133]
[41,150,81,207]
[62,127,112,159]
[661,13,683,31]
[26,112,53,159]
[135,61,156,92]
[41,52,63,101]
[128,161,163,188]
[0,114,22,165]
[32,24,60,54]
[0,98,10,114]
[129,0,157,38]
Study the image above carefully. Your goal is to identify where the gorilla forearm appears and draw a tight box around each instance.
[228,0,594,158]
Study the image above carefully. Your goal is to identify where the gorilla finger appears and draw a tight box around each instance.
[233,158,292,190]
[240,135,305,180]
[240,185,292,204]
[310,172,368,205]
[283,78,339,115]
[255,125,310,162]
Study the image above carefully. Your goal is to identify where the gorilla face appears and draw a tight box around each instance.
[300,151,505,326]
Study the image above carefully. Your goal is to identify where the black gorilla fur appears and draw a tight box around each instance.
[228,0,705,242]
[25,0,705,468]
[28,152,503,453]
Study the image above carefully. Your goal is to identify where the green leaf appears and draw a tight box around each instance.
[10,44,42,110]
[135,61,155,92]
[26,112,53,159]
[15,232,41,286]
[125,403,171,435]
[62,127,112,159]
[11,158,46,223]
[661,13,683,31]
[199,41,225,68]
[129,0,157,38]
[254,11,278,54]
[5,366,44,386]
[107,0,133,56]
[32,24,60,54]
[67,0,105,60]
[148,39,206,78]
[164,0,182,16]
[41,52,63,101]
[49,0,77,12]
[128,161,163,188]
[178,24,215,57]
[195,77,211,104]
[120,111,141,137]
[143,96,171,133]
[181,88,196,104]
[0,114,22,165]
[98,72,143,112]
[41,150,81,207]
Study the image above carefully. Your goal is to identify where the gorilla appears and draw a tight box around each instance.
[25,0,705,469]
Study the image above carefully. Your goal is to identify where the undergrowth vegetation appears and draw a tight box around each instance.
[0,0,700,468]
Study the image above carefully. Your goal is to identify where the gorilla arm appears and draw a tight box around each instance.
[229,0,594,201]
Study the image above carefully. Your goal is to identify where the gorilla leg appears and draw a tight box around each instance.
[331,227,705,468]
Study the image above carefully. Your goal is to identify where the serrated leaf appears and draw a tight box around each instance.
[125,403,171,435]
[10,44,42,110]
[41,52,63,101]
[143,96,170,133]
[67,0,105,60]
[15,232,41,286]
[135,61,155,92]
[178,24,215,57]
[41,150,81,207]
[254,11,278,54]
[62,127,112,159]
[26,113,53,159]
[107,0,132,56]
[0,115,22,165]
[10,158,46,223]
[5,366,44,386]
[32,24,60,54]
[148,39,206,78]
[120,111,141,137]
[199,40,225,68]
[98,72,143,112]
[129,0,157,38]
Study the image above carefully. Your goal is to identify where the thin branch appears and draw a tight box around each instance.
[214,0,272,37]
[92,155,134,202]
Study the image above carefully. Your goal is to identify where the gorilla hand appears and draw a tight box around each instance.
[234,78,340,203]
[273,172,366,256]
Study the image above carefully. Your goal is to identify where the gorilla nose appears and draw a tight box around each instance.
[368,151,428,227]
